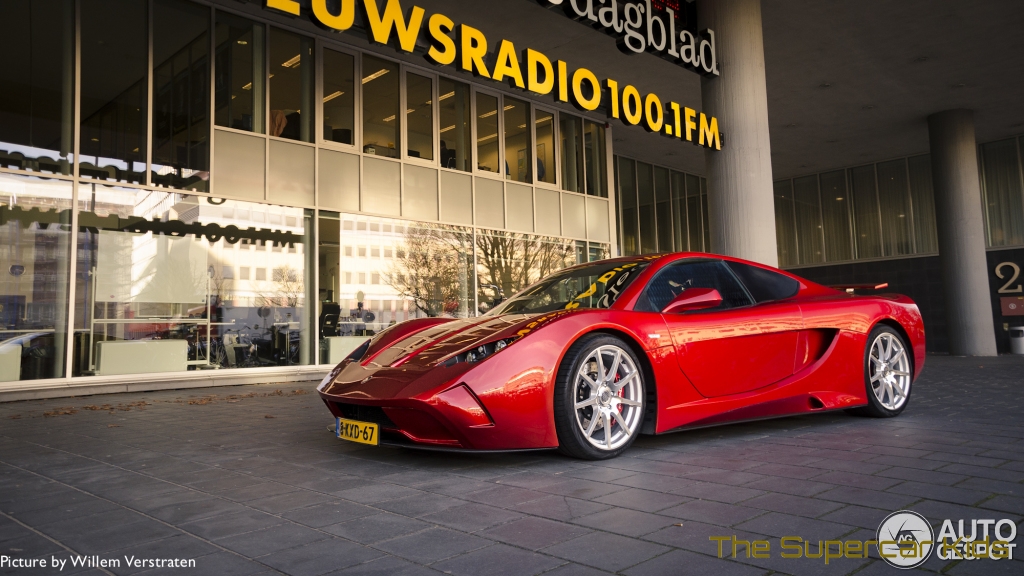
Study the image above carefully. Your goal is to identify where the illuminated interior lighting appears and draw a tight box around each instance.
[479,110,497,118]
[281,54,301,68]
[536,117,552,124]
[242,82,252,90]
[406,108,415,113]
[517,124,527,129]
[362,69,389,84]
[382,115,396,122]
[237,40,247,45]
[323,91,344,103]
[440,125,455,133]
[477,134,497,143]
[504,105,515,110]
[438,91,455,101]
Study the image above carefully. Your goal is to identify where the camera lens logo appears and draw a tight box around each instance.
[877,510,934,569]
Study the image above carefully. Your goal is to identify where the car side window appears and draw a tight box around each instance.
[726,261,800,303]
[635,260,753,313]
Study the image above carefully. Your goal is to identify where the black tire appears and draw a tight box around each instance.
[847,324,913,418]
[554,334,646,460]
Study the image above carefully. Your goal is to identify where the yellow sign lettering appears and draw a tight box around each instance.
[425,13,456,65]
[363,0,425,53]
[266,0,300,16]
[526,49,554,95]
[700,113,721,150]
[459,24,490,78]
[492,40,525,89]
[312,0,355,31]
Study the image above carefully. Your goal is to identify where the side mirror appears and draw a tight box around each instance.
[661,288,723,314]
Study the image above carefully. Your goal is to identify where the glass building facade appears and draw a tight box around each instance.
[0,0,612,387]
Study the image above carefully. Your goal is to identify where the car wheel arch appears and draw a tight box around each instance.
[561,327,659,435]
[871,318,915,376]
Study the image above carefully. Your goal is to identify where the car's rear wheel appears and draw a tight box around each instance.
[848,325,912,418]
[554,334,645,460]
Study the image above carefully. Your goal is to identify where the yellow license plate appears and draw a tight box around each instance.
[336,418,379,446]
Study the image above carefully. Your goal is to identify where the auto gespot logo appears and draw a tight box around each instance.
[709,510,1017,567]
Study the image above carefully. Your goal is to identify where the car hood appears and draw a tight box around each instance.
[322,309,578,399]
[363,312,546,369]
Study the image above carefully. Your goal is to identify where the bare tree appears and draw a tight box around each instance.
[383,225,473,317]
[254,265,303,308]
[475,231,576,310]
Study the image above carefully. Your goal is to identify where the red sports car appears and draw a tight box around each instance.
[318,253,925,459]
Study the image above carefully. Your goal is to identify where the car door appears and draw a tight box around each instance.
[635,259,802,398]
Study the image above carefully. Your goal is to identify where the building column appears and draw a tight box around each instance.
[927,110,997,356]
[697,0,777,266]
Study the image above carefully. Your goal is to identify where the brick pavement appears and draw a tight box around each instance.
[0,354,1021,575]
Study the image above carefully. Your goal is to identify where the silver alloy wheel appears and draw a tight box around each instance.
[868,332,911,411]
[572,345,643,451]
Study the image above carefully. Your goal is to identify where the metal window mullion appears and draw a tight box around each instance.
[604,124,617,256]
[816,173,827,263]
[208,4,216,195]
[873,162,885,257]
[847,168,857,260]
[264,23,270,202]
[904,157,917,254]
[788,180,798,265]
[145,0,154,185]
[62,0,83,381]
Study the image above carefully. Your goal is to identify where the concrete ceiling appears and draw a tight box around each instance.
[235,0,1024,180]
[761,0,1024,179]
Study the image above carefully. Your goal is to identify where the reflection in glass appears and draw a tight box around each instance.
[0,174,73,381]
[819,170,852,262]
[560,114,584,192]
[476,93,499,173]
[80,0,148,184]
[215,12,264,133]
[0,0,74,176]
[907,155,938,254]
[475,229,575,314]
[269,28,313,142]
[327,216,473,343]
[73,186,313,376]
[584,121,607,197]
[362,55,400,157]
[981,139,1024,247]
[323,50,354,145]
[438,78,471,171]
[793,175,824,264]
[618,158,638,255]
[535,110,555,185]
[406,73,434,160]
[504,97,531,182]
[850,165,882,259]
[152,0,210,191]
[774,180,797,266]
[876,159,913,257]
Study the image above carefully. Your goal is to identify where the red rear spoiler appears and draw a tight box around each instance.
[830,283,889,294]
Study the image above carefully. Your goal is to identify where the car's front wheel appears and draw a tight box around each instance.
[554,334,646,460]
[848,325,913,418]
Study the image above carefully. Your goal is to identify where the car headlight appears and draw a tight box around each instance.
[443,337,518,367]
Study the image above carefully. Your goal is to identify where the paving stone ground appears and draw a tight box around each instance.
[0,354,1022,576]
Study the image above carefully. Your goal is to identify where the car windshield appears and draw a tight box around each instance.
[488,261,650,315]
